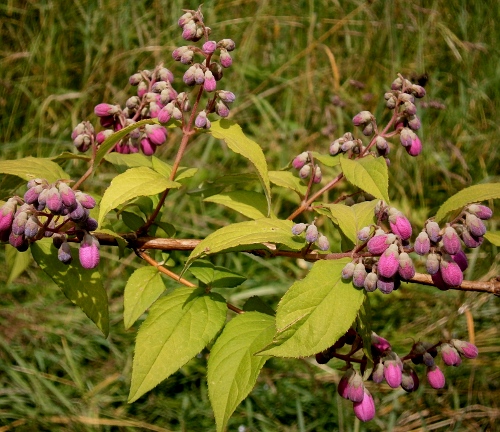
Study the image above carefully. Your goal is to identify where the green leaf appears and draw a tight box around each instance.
[93,228,127,257]
[51,152,91,163]
[208,312,275,432]
[204,191,268,220]
[189,260,246,288]
[268,171,307,196]
[321,201,377,244]
[484,231,500,246]
[6,246,32,285]
[185,218,305,268]
[258,259,364,358]
[98,167,180,227]
[121,211,145,231]
[0,157,70,182]
[340,155,389,203]
[209,120,271,214]
[356,294,373,368]
[434,183,500,223]
[128,287,227,402]
[31,239,109,336]
[310,151,341,168]
[104,152,153,169]
[94,118,159,170]
[243,296,276,316]
[124,267,166,329]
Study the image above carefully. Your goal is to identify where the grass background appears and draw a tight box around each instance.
[1,0,499,430]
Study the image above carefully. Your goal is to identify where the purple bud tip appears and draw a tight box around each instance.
[305,224,319,243]
[338,369,365,403]
[467,204,493,220]
[317,235,330,251]
[353,389,376,422]
[414,231,431,255]
[427,365,445,389]
[371,333,391,353]
[352,111,372,126]
[58,242,73,264]
[406,135,422,156]
[145,125,168,146]
[342,262,356,280]
[377,275,395,294]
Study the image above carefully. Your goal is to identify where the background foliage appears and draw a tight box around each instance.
[1,0,499,430]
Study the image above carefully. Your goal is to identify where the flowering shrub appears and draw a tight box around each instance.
[1,5,499,429]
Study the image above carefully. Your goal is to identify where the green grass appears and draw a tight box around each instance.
[1,0,500,430]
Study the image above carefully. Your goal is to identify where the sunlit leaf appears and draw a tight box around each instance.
[6,246,32,285]
[204,191,268,220]
[124,266,166,329]
[208,312,275,432]
[268,171,307,196]
[129,287,227,402]
[0,157,70,182]
[434,183,500,223]
[189,260,246,288]
[484,231,500,246]
[258,259,364,358]
[340,155,389,203]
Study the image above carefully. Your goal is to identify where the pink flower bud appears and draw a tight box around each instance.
[414,231,431,255]
[465,213,486,237]
[215,100,230,118]
[172,46,190,61]
[24,215,39,238]
[9,232,26,249]
[96,129,113,144]
[451,250,468,271]
[357,226,371,242]
[411,84,426,98]
[378,244,400,278]
[158,67,174,83]
[58,182,77,210]
[158,106,172,124]
[352,110,372,126]
[183,65,197,86]
[398,252,415,280]
[195,111,208,128]
[425,220,441,243]
[462,229,483,248]
[203,70,217,92]
[467,204,492,220]
[202,40,217,54]
[218,90,236,104]
[75,192,96,209]
[353,388,376,422]
[408,115,421,130]
[46,187,63,213]
[338,368,365,402]
[406,135,422,156]
[367,234,391,254]
[372,361,384,383]
[79,233,100,269]
[383,360,403,388]
[140,138,156,156]
[400,127,413,147]
[219,49,233,68]
[129,73,143,86]
[440,259,463,287]
[426,365,445,389]
[181,20,197,41]
[440,343,461,366]
[389,212,412,240]
[312,166,322,184]
[451,339,478,359]
[145,125,168,146]
[442,226,461,255]
[377,275,395,294]
[194,67,205,85]
[371,333,391,353]
[292,152,309,170]
[94,103,119,117]
[137,81,148,98]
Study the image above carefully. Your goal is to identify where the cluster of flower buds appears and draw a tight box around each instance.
[387,76,425,157]
[291,152,322,183]
[341,200,493,293]
[329,132,365,157]
[342,202,414,294]
[315,329,478,422]
[291,222,330,251]
[71,7,236,155]
[0,179,100,269]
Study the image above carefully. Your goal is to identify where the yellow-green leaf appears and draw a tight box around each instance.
[0,157,70,182]
[204,191,268,220]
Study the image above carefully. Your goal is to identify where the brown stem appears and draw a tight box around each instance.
[90,233,500,295]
